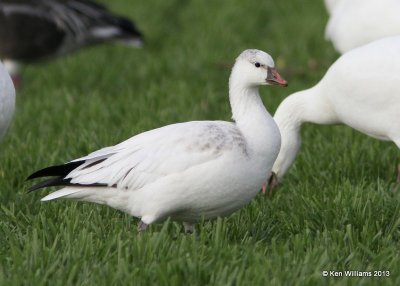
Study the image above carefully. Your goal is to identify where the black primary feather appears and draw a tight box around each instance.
[28,177,108,193]
[66,0,143,38]
[28,177,71,193]
[27,158,110,193]
[27,161,85,180]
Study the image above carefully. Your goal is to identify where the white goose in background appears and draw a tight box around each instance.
[0,61,15,142]
[325,0,400,54]
[268,36,400,189]
[28,49,287,233]
[323,0,342,15]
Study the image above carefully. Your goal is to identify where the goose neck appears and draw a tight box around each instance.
[228,77,279,153]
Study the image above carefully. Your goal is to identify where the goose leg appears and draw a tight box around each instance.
[262,182,267,194]
[262,172,278,196]
[137,220,148,233]
[183,222,194,234]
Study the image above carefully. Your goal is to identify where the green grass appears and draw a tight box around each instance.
[1,0,399,285]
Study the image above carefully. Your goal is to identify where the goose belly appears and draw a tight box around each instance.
[325,73,400,141]
[126,155,270,223]
[331,95,399,141]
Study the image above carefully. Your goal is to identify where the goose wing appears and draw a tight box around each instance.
[28,121,241,192]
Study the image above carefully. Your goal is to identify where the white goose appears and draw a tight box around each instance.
[323,0,342,15]
[0,61,15,142]
[269,37,400,188]
[325,0,400,54]
[28,49,287,233]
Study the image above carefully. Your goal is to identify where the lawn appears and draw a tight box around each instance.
[1,0,400,285]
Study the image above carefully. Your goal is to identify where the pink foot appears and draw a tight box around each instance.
[262,172,278,196]
[262,182,267,194]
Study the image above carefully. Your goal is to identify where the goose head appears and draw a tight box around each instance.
[230,49,288,88]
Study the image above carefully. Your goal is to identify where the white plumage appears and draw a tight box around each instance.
[0,61,15,142]
[29,49,287,232]
[271,36,400,185]
[323,0,341,15]
[325,0,400,54]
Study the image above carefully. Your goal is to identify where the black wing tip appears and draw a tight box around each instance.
[68,0,143,37]
[26,169,46,181]
[26,161,85,181]
[27,177,71,193]
[27,179,108,193]
[27,159,109,193]
[116,17,143,37]
[101,15,143,41]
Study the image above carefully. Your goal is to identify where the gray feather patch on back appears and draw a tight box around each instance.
[186,123,248,156]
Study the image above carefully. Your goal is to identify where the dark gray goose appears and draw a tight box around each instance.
[0,0,143,84]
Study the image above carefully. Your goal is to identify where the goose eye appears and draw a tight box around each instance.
[254,62,261,68]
